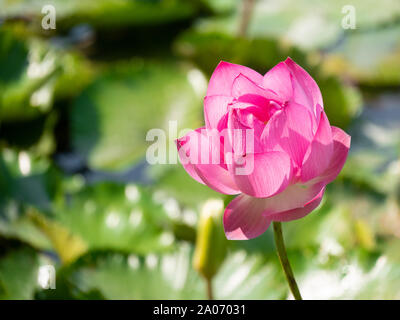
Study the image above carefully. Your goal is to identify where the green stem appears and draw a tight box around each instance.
[206,278,214,300]
[238,0,255,37]
[273,221,302,300]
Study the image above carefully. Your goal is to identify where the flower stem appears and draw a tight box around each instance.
[238,0,255,37]
[206,278,214,300]
[273,221,302,300]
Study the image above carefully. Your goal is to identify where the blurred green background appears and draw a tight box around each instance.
[0,0,400,300]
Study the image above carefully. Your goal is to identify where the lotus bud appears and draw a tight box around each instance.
[193,199,228,280]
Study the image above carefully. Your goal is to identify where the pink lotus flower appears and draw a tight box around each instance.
[176,58,350,240]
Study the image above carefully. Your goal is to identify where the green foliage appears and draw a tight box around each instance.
[0,0,399,300]
[0,246,40,299]
[1,0,202,28]
[52,183,176,255]
[194,0,400,51]
[0,27,57,121]
[39,245,286,299]
[322,25,400,86]
[70,60,204,170]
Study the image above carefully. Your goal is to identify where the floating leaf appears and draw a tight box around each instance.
[52,182,175,255]
[194,0,400,50]
[1,0,201,28]
[30,210,88,265]
[70,60,204,170]
[0,246,40,299]
[0,27,59,122]
[148,164,222,210]
[55,244,285,299]
[322,25,400,86]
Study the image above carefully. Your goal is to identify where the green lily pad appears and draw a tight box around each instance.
[148,164,222,210]
[322,25,400,86]
[51,244,285,299]
[1,0,201,28]
[0,149,61,249]
[293,244,400,299]
[175,30,308,76]
[70,60,204,170]
[342,93,400,194]
[52,182,175,255]
[194,0,400,50]
[318,76,362,129]
[0,27,59,122]
[0,246,40,299]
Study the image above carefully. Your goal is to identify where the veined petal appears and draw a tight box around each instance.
[231,73,279,102]
[223,194,272,240]
[227,107,265,154]
[229,152,292,198]
[176,133,203,184]
[301,107,334,182]
[315,126,351,184]
[176,128,240,195]
[261,181,325,216]
[263,61,293,101]
[223,181,324,239]
[269,187,325,222]
[284,57,323,115]
[194,164,241,195]
[207,61,263,96]
[204,95,232,130]
[262,101,316,166]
